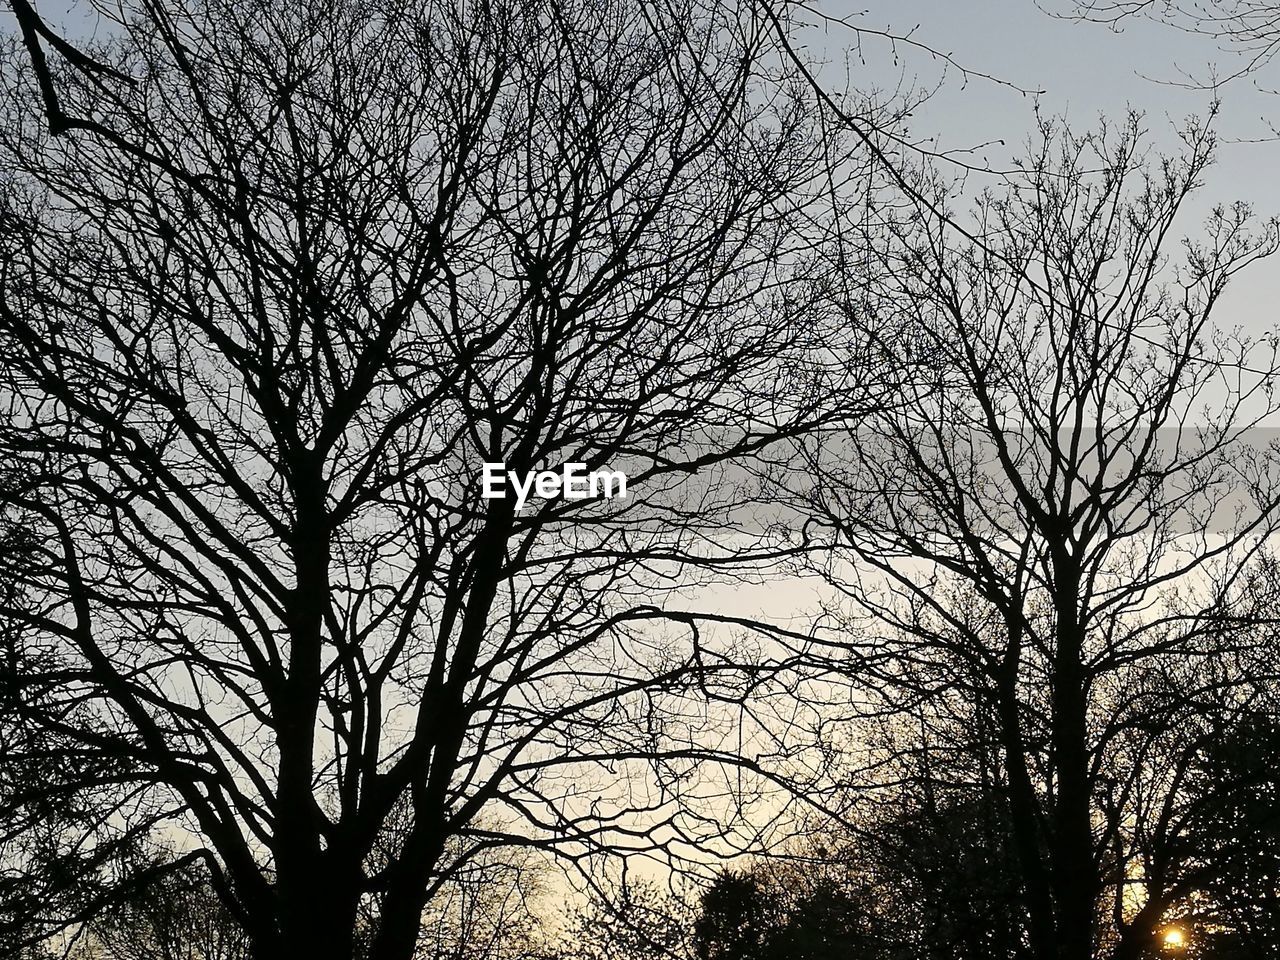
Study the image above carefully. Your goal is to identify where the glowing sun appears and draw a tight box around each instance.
[1161,927,1187,950]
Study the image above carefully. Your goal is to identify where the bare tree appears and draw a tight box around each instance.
[0,1,872,958]
[405,827,550,960]
[548,877,700,960]
[789,112,1280,960]
[86,853,252,960]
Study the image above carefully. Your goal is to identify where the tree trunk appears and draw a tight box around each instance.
[1050,572,1097,960]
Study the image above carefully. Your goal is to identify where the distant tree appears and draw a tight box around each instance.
[1160,712,1280,959]
[554,879,698,960]
[1,472,162,958]
[409,836,549,960]
[694,871,780,960]
[684,755,1026,960]
[692,857,881,960]
[855,721,1029,959]
[87,854,251,960]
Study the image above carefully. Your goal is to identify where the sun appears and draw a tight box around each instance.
[1161,926,1187,950]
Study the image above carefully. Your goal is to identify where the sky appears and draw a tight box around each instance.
[824,1,1280,187]
[18,0,1280,324]
[6,0,1280,920]
[17,5,1278,642]
[804,0,1280,332]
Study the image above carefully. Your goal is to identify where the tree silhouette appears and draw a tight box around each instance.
[0,1,869,958]
[790,113,1280,960]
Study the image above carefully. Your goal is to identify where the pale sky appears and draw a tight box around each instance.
[11,0,1280,892]
[805,0,1280,333]
[21,0,1280,327]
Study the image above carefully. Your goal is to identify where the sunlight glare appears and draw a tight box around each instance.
[1162,927,1186,950]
